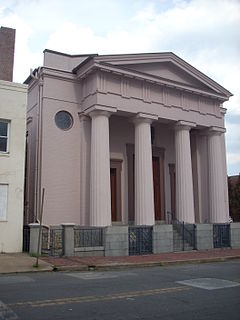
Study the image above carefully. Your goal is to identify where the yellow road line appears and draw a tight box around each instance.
[8,286,191,308]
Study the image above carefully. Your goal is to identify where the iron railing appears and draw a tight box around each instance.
[173,220,196,251]
[41,226,63,256]
[129,226,153,256]
[50,227,63,256]
[41,226,50,254]
[213,224,230,248]
[74,227,104,248]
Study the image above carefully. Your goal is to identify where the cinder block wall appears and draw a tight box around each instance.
[230,223,240,248]
[195,224,213,250]
[153,225,173,253]
[104,226,129,256]
[0,27,15,81]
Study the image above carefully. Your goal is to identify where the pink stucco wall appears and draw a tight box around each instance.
[40,83,81,225]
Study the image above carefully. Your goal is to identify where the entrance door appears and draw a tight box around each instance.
[169,164,176,222]
[110,160,122,222]
[110,168,117,221]
[152,156,161,220]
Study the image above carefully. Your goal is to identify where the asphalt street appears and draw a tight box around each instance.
[0,260,239,320]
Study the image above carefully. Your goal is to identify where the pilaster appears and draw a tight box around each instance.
[78,113,91,225]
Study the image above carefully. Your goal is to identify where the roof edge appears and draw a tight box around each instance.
[43,49,98,58]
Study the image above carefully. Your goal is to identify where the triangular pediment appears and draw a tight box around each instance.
[118,61,212,91]
[94,53,232,100]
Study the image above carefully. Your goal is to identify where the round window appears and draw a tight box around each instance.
[55,111,73,130]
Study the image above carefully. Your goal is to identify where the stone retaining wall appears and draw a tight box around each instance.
[28,223,240,257]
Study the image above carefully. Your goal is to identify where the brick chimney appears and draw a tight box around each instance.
[0,26,16,81]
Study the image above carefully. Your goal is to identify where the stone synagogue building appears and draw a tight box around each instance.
[24,50,232,231]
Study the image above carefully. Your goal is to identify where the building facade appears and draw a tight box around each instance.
[24,50,232,227]
[0,26,27,253]
[0,80,27,252]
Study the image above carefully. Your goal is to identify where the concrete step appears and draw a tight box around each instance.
[173,235,183,240]
[173,228,194,251]
[173,244,194,252]
[173,248,194,252]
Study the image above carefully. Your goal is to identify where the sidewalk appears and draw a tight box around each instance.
[41,248,240,271]
[0,253,52,274]
[1,249,240,274]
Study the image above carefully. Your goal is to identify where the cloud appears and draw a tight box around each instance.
[45,23,147,55]
[225,122,240,150]
[225,121,240,174]
[0,0,239,174]
[0,6,42,82]
[227,153,240,166]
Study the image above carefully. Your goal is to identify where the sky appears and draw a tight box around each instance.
[0,0,239,175]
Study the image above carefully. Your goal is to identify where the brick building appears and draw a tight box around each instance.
[0,26,15,82]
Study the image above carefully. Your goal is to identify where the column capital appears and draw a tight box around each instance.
[207,126,226,136]
[78,112,90,122]
[131,112,158,125]
[88,110,112,119]
[174,120,196,131]
[85,105,117,118]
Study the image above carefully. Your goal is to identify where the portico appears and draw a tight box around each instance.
[81,109,229,227]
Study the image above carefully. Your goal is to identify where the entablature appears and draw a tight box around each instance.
[79,69,224,121]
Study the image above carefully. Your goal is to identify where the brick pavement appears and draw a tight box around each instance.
[41,248,240,271]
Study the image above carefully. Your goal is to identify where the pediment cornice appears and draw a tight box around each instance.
[74,56,231,102]
[95,52,232,98]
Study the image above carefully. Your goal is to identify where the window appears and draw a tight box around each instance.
[55,111,73,131]
[0,184,8,221]
[0,121,9,152]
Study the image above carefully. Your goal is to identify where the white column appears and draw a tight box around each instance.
[134,113,157,225]
[208,127,228,223]
[89,110,112,226]
[175,121,195,223]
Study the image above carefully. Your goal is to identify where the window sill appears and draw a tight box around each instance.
[0,152,10,157]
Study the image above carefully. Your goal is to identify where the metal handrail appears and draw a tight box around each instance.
[173,219,196,250]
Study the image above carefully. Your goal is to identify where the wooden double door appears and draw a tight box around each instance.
[152,156,165,221]
[110,147,166,223]
[110,160,122,222]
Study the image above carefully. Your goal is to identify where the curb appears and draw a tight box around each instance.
[52,265,88,272]
[51,255,240,272]
[0,266,53,275]
[1,255,239,274]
